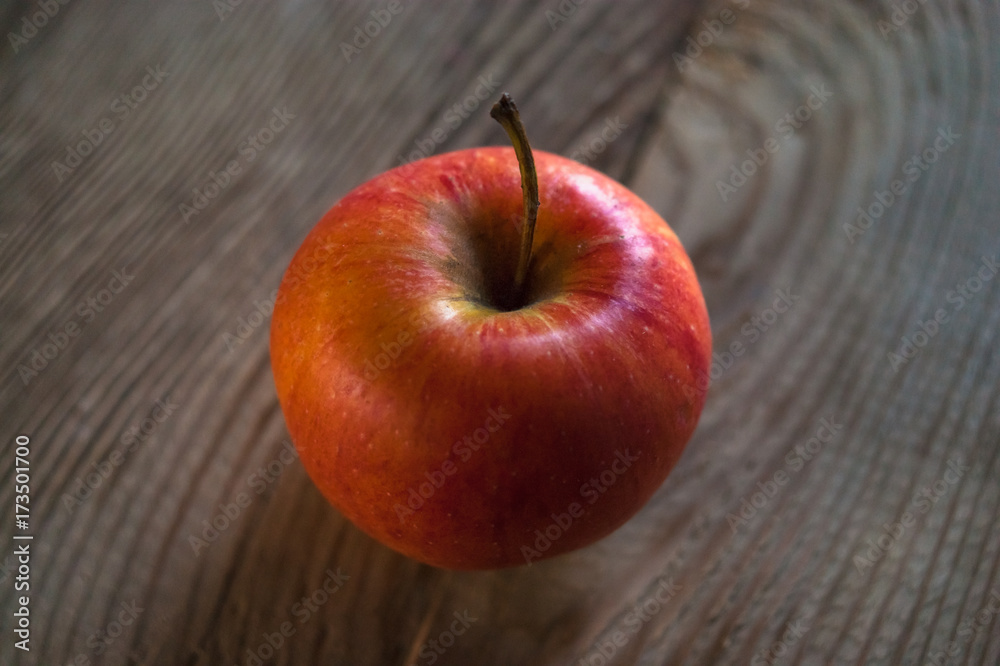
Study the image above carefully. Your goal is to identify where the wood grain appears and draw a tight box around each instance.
[1,0,998,664]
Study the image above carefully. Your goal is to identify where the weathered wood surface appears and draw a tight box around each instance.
[2,0,999,664]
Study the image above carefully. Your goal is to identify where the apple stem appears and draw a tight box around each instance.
[490,93,539,303]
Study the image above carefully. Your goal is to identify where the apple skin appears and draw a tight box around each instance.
[270,146,711,570]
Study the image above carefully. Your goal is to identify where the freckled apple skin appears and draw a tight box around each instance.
[269,147,711,570]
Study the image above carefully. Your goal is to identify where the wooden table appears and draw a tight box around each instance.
[2,1,998,663]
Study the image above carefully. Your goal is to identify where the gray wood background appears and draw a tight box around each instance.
[2,0,999,664]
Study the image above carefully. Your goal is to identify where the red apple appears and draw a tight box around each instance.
[270,95,711,569]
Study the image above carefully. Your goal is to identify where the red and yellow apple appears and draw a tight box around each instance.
[270,95,711,569]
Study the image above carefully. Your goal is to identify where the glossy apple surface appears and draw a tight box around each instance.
[270,146,711,569]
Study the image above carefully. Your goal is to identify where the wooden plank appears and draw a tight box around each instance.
[1,0,998,664]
